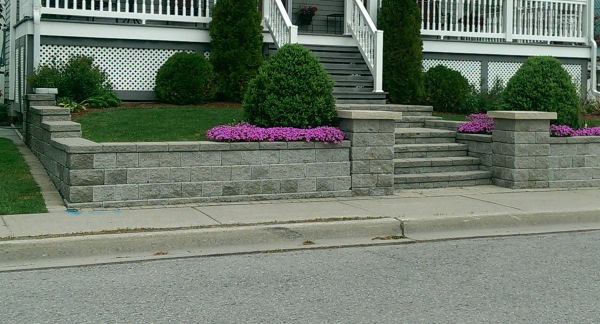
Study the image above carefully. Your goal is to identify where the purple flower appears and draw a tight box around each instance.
[458,114,494,134]
[550,124,600,137]
[206,122,345,144]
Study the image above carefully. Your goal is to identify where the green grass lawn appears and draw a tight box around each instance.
[0,138,47,215]
[75,106,244,142]
[432,112,467,121]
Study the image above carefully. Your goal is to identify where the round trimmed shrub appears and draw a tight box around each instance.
[155,52,215,104]
[503,56,580,127]
[424,65,471,113]
[243,44,337,128]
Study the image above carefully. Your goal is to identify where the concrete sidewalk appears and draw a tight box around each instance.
[3,127,600,270]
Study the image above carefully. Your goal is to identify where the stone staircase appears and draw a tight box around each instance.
[269,44,387,104]
[393,106,492,189]
[337,104,492,190]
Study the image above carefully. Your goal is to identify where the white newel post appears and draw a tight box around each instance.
[368,0,378,26]
[504,0,514,42]
[289,25,298,43]
[33,0,42,68]
[344,0,353,35]
[374,30,383,92]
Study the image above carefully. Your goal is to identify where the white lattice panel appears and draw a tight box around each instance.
[423,59,481,90]
[489,61,582,94]
[40,45,205,91]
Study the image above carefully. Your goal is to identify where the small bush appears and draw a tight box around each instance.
[243,44,337,128]
[424,65,471,113]
[464,78,505,114]
[503,56,581,127]
[83,91,122,108]
[155,52,215,105]
[27,62,62,89]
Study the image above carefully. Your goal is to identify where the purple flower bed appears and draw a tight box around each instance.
[206,123,345,144]
[549,124,600,137]
[457,113,494,134]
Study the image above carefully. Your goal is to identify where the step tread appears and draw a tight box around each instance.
[395,143,468,151]
[394,156,481,167]
[394,170,492,182]
[395,127,456,136]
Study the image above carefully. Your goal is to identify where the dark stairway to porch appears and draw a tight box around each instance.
[268,44,387,104]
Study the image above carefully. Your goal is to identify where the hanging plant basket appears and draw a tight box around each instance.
[298,13,314,25]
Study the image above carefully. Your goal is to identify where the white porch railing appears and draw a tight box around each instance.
[38,0,216,24]
[263,0,297,48]
[345,0,384,92]
[419,0,590,44]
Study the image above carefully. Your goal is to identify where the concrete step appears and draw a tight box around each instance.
[394,143,468,159]
[424,119,464,131]
[394,170,492,189]
[335,104,433,117]
[395,128,456,144]
[396,116,442,128]
[394,157,482,174]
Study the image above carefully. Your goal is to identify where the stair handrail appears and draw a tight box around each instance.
[345,0,383,93]
[263,0,298,48]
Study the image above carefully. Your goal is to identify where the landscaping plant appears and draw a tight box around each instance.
[155,52,215,104]
[378,0,424,104]
[243,43,337,128]
[457,113,494,134]
[210,0,264,101]
[206,123,344,144]
[502,56,581,128]
[464,77,505,114]
[423,65,471,113]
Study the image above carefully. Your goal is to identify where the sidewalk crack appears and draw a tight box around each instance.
[192,207,223,224]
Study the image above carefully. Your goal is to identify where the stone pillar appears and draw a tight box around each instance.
[338,110,402,196]
[488,111,555,189]
[24,93,57,146]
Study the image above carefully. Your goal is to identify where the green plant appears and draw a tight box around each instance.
[243,43,337,128]
[423,65,471,113]
[57,97,86,112]
[580,97,600,115]
[464,77,505,114]
[209,0,264,101]
[27,62,62,89]
[155,52,215,104]
[0,103,9,123]
[503,56,581,127]
[82,91,121,108]
[59,55,112,102]
[378,0,424,104]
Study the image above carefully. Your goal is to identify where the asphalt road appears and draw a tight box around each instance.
[2,231,600,323]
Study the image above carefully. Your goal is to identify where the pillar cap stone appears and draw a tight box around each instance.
[337,110,402,120]
[488,111,557,120]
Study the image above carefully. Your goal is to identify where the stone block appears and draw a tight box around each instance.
[191,166,212,181]
[352,174,378,188]
[116,153,139,168]
[241,180,262,195]
[222,150,261,165]
[279,150,316,163]
[127,169,149,184]
[280,179,299,193]
[350,147,394,160]
[160,183,182,198]
[351,160,370,174]
[139,153,161,167]
[136,142,169,152]
[101,143,137,153]
[315,149,334,162]
[548,156,572,168]
[231,165,252,180]
[222,182,242,196]
[159,152,181,167]
[202,182,223,197]
[69,169,105,186]
[270,164,306,179]
[171,167,191,182]
[535,156,550,169]
[181,152,201,166]
[200,151,222,166]
[261,180,280,194]
[348,133,395,147]
[167,142,200,152]
[334,176,352,190]
[115,185,139,200]
[376,174,394,187]
[148,168,171,183]
[251,166,270,180]
[68,154,94,169]
[94,153,117,168]
[369,160,394,174]
[68,186,93,203]
[550,144,577,156]
[352,188,370,196]
[105,169,127,185]
[93,185,116,202]
[211,166,232,181]
[229,142,260,151]
[573,156,586,168]
[260,150,280,164]
[199,142,231,151]
[298,178,317,192]
[286,142,315,149]
[182,182,203,197]
[138,184,161,199]
[259,142,288,150]
[504,156,535,169]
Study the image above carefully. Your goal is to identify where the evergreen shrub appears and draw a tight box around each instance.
[155,52,215,104]
[378,0,424,104]
[503,56,581,127]
[210,0,264,101]
[464,78,505,114]
[243,44,337,128]
[423,65,471,113]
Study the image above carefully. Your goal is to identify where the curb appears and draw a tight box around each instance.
[402,210,600,239]
[0,218,402,264]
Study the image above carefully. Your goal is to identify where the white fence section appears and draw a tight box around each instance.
[263,0,297,48]
[419,0,590,44]
[345,0,383,92]
[38,0,216,24]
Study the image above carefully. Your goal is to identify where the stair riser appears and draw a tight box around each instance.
[395,178,491,189]
[336,99,387,104]
[395,165,480,174]
[395,137,457,144]
[396,122,426,128]
[395,151,468,158]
